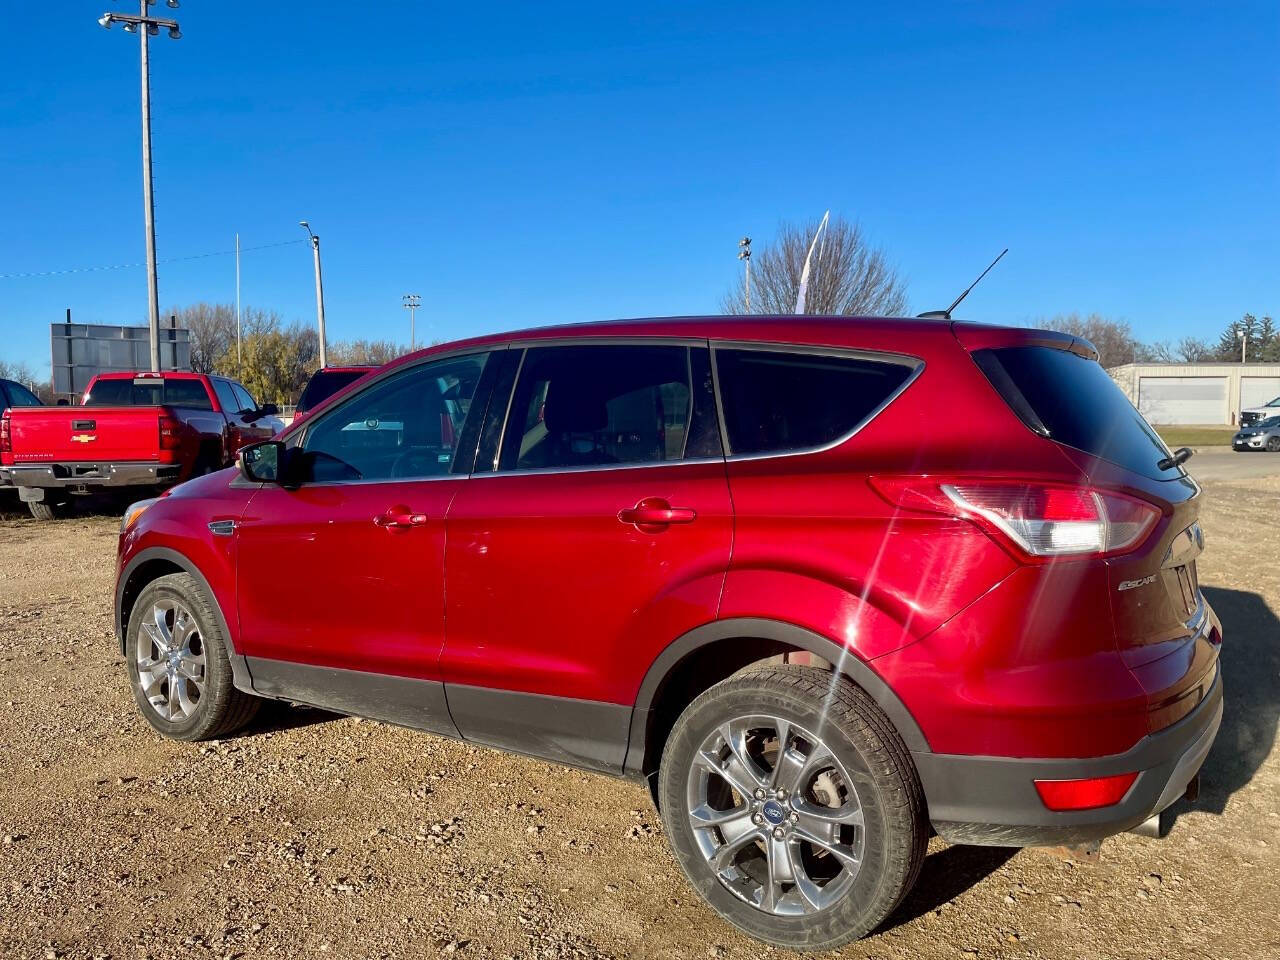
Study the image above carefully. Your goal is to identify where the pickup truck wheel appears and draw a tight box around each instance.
[27,499,68,521]
[125,572,260,741]
[658,666,927,952]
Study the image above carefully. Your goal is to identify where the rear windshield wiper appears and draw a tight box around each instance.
[1157,446,1193,471]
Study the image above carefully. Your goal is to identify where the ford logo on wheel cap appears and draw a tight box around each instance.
[762,800,785,824]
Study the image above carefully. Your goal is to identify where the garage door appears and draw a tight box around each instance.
[1137,377,1227,425]
[1241,377,1280,411]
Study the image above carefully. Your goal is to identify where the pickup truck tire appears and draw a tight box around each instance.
[28,499,68,522]
[657,665,927,952]
[125,572,260,741]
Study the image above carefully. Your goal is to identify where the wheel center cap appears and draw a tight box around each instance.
[761,800,785,825]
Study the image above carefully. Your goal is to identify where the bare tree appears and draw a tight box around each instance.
[722,216,908,317]
[1034,313,1142,369]
[164,302,237,373]
[328,339,411,366]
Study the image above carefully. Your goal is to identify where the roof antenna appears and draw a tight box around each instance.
[917,248,1008,320]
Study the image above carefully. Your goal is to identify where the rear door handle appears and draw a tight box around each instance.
[374,505,428,529]
[617,497,697,529]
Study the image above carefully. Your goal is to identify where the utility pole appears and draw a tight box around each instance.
[98,1,182,372]
[235,232,242,378]
[737,237,751,313]
[1239,328,1248,364]
[300,221,328,367]
[402,293,421,350]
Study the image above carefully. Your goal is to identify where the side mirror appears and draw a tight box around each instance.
[239,440,285,484]
[259,402,280,417]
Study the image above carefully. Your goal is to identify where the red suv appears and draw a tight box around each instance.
[113,317,1222,950]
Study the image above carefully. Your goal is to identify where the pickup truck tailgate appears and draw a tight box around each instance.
[7,406,165,463]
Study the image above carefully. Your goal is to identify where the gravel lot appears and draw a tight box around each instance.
[0,467,1277,960]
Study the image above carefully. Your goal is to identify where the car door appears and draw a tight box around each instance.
[441,341,732,772]
[230,381,277,446]
[234,350,495,735]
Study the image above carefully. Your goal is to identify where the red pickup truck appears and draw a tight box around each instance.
[0,371,282,520]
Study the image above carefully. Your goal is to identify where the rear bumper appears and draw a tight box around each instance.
[8,461,183,494]
[915,662,1222,846]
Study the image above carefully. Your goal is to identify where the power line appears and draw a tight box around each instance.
[0,238,309,282]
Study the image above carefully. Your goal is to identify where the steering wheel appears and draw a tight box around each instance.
[390,446,443,479]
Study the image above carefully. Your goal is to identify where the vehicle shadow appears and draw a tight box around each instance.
[1166,585,1279,824]
[880,844,1018,930]
[236,699,343,737]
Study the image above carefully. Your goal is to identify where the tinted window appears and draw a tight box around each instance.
[163,379,213,409]
[212,379,241,413]
[297,369,370,413]
[714,348,914,456]
[3,380,41,406]
[974,346,1177,480]
[499,345,695,471]
[84,377,211,409]
[299,353,488,482]
[231,383,257,412]
[84,379,132,405]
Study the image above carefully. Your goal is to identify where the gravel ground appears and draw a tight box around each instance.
[0,476,1277,960]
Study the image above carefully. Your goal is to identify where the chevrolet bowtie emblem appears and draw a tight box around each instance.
[71,434,96,443]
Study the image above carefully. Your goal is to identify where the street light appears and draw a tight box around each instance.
[402,294,421,350]
[300,221,328,367]
[1238,328,1248,364]
[737,237,752,313]
[98,0,183,373]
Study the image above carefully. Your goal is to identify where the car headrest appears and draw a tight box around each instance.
[544,381,608,434]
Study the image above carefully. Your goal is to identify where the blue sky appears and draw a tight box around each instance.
[1,1,1276,375]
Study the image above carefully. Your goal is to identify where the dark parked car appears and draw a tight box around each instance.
[290,365,376,426]
[0,377,43,487]
[113,317,1221,950]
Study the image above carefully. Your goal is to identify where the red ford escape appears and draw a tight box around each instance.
[113,316,1222,951]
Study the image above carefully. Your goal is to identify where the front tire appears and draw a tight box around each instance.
[1267,437,1280,452]
[125,572,260,741]
[658,666,927,951]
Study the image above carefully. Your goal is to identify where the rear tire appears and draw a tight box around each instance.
[125,572,260,741]
[658,666,927,951]
[27,498,68,521]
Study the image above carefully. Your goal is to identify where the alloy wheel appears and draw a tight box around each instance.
[135,599,207,721]
[686,715,865,917]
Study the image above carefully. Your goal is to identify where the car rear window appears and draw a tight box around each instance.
[84,377,213,409]
[972,345,1178,480]
[297,370,369,413]
[713,348,915,456]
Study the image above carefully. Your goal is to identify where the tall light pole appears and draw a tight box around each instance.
[300,221,328,367]
[1238,328,1248,364]
[402,293,421,350]
[234,232,242,378]
[737,237,751,313]
[98,1,182,372]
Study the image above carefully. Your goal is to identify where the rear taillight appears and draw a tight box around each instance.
[1034,772,1138,811]
[159,415,182,451]
[870,478,1161,560]
[0,411,11,454]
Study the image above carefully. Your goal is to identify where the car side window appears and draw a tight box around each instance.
[298,352,489,483]
[713,347,914,456]
[212,379,240,413]
[231,383,257,413]
[498,344,697,471]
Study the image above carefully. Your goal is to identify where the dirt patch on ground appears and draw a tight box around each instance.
[0,481,1276,960]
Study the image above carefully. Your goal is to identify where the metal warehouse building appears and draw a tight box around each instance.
[1108,363,1280,425]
